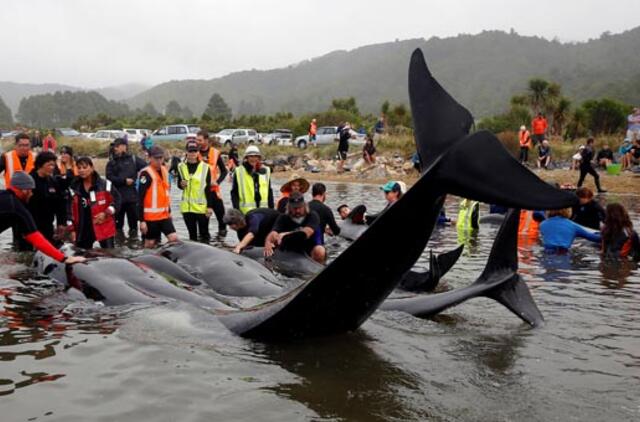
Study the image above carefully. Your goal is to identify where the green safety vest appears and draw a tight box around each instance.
[178,161,208,214]
[456,199,480,232]
[236,165,271,214]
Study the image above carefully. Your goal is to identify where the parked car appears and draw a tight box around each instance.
[93,130,126,142]
[123,128,151,143]
[55,128,82,138]
[263,129,293,146]
[0,130,19,139]
[214,129,235,145]
[294,126,342,148]
[223,128,259,146]
[152,124,200,142]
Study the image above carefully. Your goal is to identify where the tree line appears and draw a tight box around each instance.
[478,78,633,139]
[2,80,633,141]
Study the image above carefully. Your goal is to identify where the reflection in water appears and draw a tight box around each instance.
[0,284,118,397]
[0,181,638,420]
[599,260,638,288]
[452,333,524,375]
[261,332,428,421]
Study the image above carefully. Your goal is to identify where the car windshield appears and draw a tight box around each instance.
[188,126,200,133]
[218,129,234,135]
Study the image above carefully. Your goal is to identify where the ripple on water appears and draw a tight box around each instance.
[0,182,639,421]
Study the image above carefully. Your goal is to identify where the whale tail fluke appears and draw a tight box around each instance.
[380,209,544,327]
[475,208,544,327]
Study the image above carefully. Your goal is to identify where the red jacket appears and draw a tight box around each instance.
[531,117,548,135]
[69,176,119,241]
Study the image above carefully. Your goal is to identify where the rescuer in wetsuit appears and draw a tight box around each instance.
[0,171,85,264]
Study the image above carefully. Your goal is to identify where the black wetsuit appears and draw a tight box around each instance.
[0,190,38,236]
[571,200,605,230]
[309,199,341,243]
[28,170,67,244]
[237,208,280,247]
[577,145,603,191]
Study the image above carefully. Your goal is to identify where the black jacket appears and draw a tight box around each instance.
[106,153,147,203]
[28,170,67,240]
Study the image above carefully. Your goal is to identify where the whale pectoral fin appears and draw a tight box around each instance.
[409,48,474,169]
[436,130,578,210]
[433,244,464,281]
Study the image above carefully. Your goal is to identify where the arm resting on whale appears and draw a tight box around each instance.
[24,231,66,262]
[234,232,255,254]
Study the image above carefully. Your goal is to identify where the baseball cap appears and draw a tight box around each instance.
[380,181,401,193]
[288,191,306,208]
[114,137,128,147]
[148,146,165,158]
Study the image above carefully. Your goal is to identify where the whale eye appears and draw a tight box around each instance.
[44,263,56,275]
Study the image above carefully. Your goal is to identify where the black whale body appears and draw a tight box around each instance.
[33,49,577,340]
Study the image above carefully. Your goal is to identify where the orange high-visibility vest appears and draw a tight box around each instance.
[142,165,170,221]
[518,210,540,238]
[202,148,221,198]
[519,130,531,148]
[4,150,35,187]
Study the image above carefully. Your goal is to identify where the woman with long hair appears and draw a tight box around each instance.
[68,157,120,249]
[601,203,640,260]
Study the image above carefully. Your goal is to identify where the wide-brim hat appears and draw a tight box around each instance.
[280,174,310,193]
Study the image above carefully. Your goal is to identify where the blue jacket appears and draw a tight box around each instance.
[539,216,601,250]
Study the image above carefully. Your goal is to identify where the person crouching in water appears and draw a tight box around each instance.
[177,140,216,243]
[539,208,601,254]
[68,157,120,249]
[601,203,640,260]
[138,146,179,248]
[224,207,280,254]
[264,192,325,263]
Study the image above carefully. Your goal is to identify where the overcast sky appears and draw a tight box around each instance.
[1,0,637,88]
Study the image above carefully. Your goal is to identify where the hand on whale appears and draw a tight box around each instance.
[157,241,284,297]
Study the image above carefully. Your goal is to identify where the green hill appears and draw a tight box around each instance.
[128,27,640,118]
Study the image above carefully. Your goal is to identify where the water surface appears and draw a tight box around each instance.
[1,181,638,421]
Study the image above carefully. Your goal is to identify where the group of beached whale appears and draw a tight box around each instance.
[32,50,579,341]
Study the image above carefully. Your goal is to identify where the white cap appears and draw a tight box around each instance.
[244,145,262,158]
[520,125,526,131]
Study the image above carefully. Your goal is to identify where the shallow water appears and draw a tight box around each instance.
[1,181,639,421]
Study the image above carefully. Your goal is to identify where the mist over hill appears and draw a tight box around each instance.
[127,28,640,118]
[2,27,639,122]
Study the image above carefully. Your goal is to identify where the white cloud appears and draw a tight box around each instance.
[0,0,636,87]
